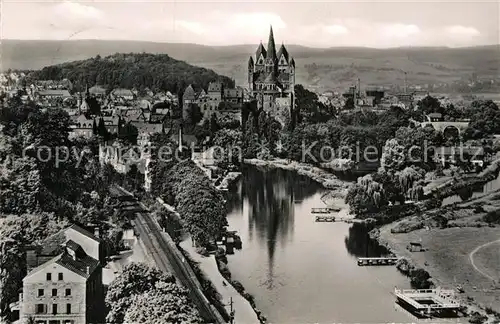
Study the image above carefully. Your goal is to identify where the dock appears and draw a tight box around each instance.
[315,216,336,222]
[357,257,399,266]
[394,288,461,317]
[311,207,341,214]
[315,216,365,224]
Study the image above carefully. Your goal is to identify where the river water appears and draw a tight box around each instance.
[224,165,420,323]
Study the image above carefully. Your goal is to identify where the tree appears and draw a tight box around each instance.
[345,175,387,215]
[118,122,139,145]
[417,95,442,115]
[0,214,66,318]
[184,103,202,125]
[105,263,176,323]
[86,97,101,115]
[97,118,110,141]
[213,129,243,167]
[123,281,201,324]
[92,119,98,136]
[294,84,335,123]
[380,139,406,172]
[466,100,500,138]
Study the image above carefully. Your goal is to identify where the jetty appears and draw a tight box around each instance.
[315,216,365,224]
[394,288,461,317]
[311,207,341,214]
[357,257,399,266]
[315,216,336,222]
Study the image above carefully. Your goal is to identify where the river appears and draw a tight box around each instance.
[224,165,420,323]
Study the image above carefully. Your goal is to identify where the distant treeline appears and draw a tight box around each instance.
[27,53,235,95]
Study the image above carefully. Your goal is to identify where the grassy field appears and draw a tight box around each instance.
[380,223,500,313]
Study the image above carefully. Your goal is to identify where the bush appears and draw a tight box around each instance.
[483,210,500,224]
[409,268,432,289]
[230,280,245,293]
[468,311,488,324]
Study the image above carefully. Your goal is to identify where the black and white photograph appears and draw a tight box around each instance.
[0,1,499,323]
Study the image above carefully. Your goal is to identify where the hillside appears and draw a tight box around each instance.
[27,52,234,94]
[3,39,499,92]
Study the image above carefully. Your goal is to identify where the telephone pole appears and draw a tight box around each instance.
[226,297,235,324]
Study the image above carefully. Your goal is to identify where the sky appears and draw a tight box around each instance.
[2,0,499,48]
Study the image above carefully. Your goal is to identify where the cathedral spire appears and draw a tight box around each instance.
[267,25,277,62]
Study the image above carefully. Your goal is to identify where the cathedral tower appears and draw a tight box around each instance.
[247,25,295,126]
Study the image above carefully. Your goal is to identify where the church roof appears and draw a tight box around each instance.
[248,56,254,68]
[290,57,295,68]
[266,26,277,62]
[256,43,267,60]
[277,44,290,63]
[264,72,277,83]
[183,84,196,100]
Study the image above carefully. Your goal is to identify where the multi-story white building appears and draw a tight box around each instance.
[19,225,104,324]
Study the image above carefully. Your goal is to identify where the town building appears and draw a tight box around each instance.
[248,26,295,126]
[18,224,104,324]
[110,88,135,101]
[69,114,95,139]
[37,89,72,100]
[182,82,244,122]
[88,85,107,98]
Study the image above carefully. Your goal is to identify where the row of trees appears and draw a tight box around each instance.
[146,133,227,247]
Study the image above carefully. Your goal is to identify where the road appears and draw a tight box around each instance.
[113,186,225,323]
[469,238,500,281]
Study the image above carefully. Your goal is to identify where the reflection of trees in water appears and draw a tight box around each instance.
[230,166,321,289]
[225,180,243,214]
[344,223,390,257]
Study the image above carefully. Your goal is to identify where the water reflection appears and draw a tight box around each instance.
[225,166,419,323]
[237,166,321,288]
[344,223,391,258]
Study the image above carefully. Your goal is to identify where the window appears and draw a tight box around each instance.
[46,273,51,281]
[36,304,46,314]
[65,288,71,296]
[52,304,57,315]
[58,273,63,281]
[38,289,44,297]
[52,289,57,297]
[66,303,71,314]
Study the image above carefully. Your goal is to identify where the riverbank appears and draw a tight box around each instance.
[154,197,262,323]
[372,190,500,323]
[179,239,261,324]
[243,158,351,193]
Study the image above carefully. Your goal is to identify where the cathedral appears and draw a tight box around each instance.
[248,26,295,126]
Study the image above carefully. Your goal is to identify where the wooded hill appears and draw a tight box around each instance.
[27,52,235,94]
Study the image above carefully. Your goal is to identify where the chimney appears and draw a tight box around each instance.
[94,226,100,239]
[357,78,361,97]
[86,266,90,274]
